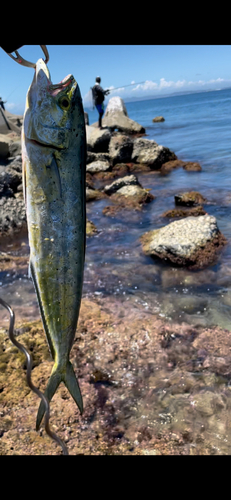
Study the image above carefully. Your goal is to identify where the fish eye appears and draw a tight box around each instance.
[58,96,70,110]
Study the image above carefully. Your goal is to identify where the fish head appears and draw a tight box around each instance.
[23,58,84,150]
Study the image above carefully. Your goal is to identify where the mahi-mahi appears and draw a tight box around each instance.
[21,58,86,430]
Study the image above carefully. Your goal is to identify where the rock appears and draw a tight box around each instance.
[183,162,202,172]
[109,133,133,166]
[162,206,207,218]
[0,167,22,193]
[8,140,21,157]
[0,133,21,159]
[84,111,89,125]
[111,185,154,207]
[87,151,110,165]
[0,182,14,198]
[140,215,227,269]
[86,125,111,153]
[115,185,147,197]
[92,97,145,134]
[160,160,186,174]
[104,174,140,195]
[86,219,98,236]
[175,191,206,206]
[153,116,165,122]
[0,134,13,159]
[0,196,26,236]
[86,187,105,202]
[131,138,177,169]
[86,160,111,173]
[7,155,22,172]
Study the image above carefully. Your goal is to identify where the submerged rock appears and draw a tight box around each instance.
[86,219,98,236]
[160,160,186,174]
[131,138,177,169]
[140,215,226,269]
[86,187,105,202]
[162,206,207,218]
[92,97,145,134]
[183,162,202,172]
[175,191,207,206]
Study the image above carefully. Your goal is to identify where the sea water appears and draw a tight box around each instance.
[85,88,231,329]
[1,88,231,329]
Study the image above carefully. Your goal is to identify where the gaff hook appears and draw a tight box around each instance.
[0,296,68,455]
[5,45,49,68]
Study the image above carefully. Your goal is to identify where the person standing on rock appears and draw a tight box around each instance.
[92,77,110,129]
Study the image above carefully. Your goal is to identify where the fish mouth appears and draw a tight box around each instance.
[28,138,66,151]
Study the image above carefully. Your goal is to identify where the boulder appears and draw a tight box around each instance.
[87,151,110,164]
[175,191,206,206]
[86,160,111,173]
[131,137,177,169]
[0,133,22,159]
[140,215,226,269]
[153,116,165,122]
[86,125,111,153]
[109,133,133,166]
[104,174,140,195]
[92,97,145,134]
[0,167,22,193]
[0,134,13,159]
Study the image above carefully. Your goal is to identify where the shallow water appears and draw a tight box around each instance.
[1,89,231,331]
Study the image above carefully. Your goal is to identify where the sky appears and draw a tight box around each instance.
[1,45,231,115]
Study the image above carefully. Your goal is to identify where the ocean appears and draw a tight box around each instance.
[84,88,231,330]
[2,88,231,329]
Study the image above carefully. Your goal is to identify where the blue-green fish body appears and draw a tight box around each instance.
[21,59,86,429]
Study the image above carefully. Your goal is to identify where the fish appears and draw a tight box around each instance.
[21,58,86,430]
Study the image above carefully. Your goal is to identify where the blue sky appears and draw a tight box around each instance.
[1,45,231,115]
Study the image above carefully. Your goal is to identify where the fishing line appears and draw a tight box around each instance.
[0,297,69,456]
[109,80,146,91]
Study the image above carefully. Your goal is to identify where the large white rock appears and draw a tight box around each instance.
[140,215,226,269]
[92,97,145,134]
[104,97,128,116]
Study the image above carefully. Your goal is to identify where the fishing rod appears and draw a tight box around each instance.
[109,80,146,91]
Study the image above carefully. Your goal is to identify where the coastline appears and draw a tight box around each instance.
[1,96,231,455]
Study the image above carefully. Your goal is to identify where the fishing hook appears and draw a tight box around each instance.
[0,296,68,455]
[5,45,49,69]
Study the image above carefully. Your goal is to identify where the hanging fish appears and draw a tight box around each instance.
[21,58,86,430]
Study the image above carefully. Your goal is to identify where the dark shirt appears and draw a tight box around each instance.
[92,84,105,105]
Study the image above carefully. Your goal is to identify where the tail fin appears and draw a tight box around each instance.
[36,361,83,431]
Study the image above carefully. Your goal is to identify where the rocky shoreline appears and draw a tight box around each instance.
[0,97,226,269]
[0,97,230,455]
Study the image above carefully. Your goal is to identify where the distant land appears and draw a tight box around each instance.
[121,87,231,104]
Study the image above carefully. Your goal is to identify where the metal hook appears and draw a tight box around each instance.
[0,296,68,455]
[6,45,49,69]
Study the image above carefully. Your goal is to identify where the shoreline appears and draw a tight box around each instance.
[1,98,231,455]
